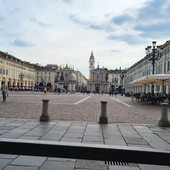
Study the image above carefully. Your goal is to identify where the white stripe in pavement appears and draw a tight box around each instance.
[110,97,132,108]
[73,96,91,105]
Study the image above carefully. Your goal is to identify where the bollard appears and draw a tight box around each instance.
[99,101,108,124]
[159,103,170,127]
[40,99,50,122]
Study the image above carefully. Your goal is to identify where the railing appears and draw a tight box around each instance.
[0,138,170,166]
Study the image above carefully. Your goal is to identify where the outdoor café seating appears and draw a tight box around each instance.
[133,92,167,105]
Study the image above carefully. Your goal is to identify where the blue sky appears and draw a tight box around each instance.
[0,0,170,78]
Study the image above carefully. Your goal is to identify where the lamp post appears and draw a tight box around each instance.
[120,71,126,96]
[19,73,24,90]
[145,41,162,96]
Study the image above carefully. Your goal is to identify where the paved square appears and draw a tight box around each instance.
[0,91,169,124]
[0,92,170,169]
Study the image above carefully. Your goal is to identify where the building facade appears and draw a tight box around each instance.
[55,64,87,93]
[75,70,87,92]
[35,64,60,91]
[87,51,126,93]
[125,40,170,94]
[0,51,87,93]
[0,51,36,90]
[108,69,126,94]
[55,64,77,92]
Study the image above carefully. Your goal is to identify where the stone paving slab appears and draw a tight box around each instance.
[0,118,170,169]
[10,155,47,167]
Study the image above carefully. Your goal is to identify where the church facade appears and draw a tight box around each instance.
[87,51,126,94]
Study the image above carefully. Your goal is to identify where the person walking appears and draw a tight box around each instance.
[44,87,47,95]
[1,81,8,102]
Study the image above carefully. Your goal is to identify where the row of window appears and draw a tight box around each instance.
[0,61,26,70]
[37,77,51,82]
[0,67,34,80]
[29,68,35,73]
[37,72,51,75]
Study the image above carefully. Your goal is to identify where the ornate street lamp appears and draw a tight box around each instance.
[120,71,126,96]
[145,41,162,95]
[145,41,162,75]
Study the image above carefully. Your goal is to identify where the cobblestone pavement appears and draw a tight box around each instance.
[0,92,170,169]
[0,91,169,124]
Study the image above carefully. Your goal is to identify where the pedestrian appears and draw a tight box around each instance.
[1,81,8,102]
[44,87,47,95]
[58,88,61,94]
[54,88,57,94]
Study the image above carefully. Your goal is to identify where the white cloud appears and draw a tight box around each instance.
[0,0,169,78]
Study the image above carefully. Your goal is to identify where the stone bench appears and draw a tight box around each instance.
[0,138,170,166]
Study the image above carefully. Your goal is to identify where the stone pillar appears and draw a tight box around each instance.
[40,99,50,122]
[159,103,170,127]
[99,101,108,124]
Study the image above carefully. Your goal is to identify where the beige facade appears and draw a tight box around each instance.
[0,51,36,90]
[35,64,60,91]
[35,64,87,93]
[75,70,87,92]
[0,51,90,93]
[108,69,125,92]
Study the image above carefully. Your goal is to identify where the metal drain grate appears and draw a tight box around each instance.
[105,161,138,167]
[105,161,129,166]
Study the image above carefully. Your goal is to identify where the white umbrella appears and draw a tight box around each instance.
[147,74,170,85]
[130,74,170,85]
[130,74,170,93]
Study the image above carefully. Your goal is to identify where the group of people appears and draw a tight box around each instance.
[130,92,167,104]
[1,81,8,102]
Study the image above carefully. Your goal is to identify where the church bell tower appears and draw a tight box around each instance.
[89,51,95,80]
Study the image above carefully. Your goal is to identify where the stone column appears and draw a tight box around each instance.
[40,99,50,122]
[159,103,170,127]
[99,101,108,124]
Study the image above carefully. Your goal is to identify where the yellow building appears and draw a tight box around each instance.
[35,64,60,91]
[0,51,88,93]
[0,51,36,90]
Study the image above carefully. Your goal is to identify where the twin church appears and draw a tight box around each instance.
[87,51,125,93]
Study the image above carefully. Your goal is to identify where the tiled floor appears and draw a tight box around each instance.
[0,118,170,169]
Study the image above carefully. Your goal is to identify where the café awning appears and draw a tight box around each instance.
[130,74,170,93]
